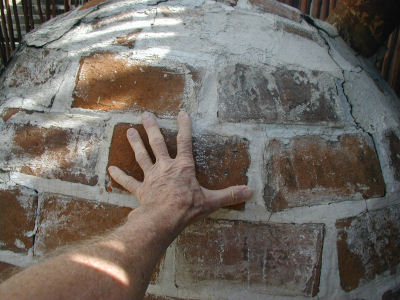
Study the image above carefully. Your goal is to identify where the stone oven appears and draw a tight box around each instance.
[0,0,399,299]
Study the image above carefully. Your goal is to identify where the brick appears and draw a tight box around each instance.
[72,53,186,116]
[218,64,340,125]
[336,205,400,292]
[248,0,301,22]
[1,48,68,108]
[0,186,38,253]
[385,130,400,181]
[79,0,108,10]
[275,21,317,41]
[35,193,132,255]
[34,193,164,281]
[4,123,101,186]
[106,124,250,209]
[264,134,385,211]
[7,49,56,88]
[1,108,34,123]
[382,286,400,300]
[0,261,20,283]
[114,29,142,48]
[176,219,324,297]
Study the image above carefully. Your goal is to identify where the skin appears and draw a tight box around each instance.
[0,111,252,300]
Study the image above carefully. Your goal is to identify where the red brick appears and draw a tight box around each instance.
[35,193,132,255]
[336,204,400,292]
[0,261,21,283]
[34,193,164,281]
[0,186,37,253]
[385,130,400,181]
[72,53,187,116]
[106,124,250,209]
[4,123,101,186]
[248,0,301,22]
[176,219,324,297]
[264,134,385,211]
[218,65,340,125]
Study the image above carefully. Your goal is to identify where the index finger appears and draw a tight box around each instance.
[177,111,193,159]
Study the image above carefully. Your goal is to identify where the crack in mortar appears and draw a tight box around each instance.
[304,15,388,206]
[31,189,40,257]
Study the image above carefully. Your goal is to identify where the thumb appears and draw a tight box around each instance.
[202,185,253,210]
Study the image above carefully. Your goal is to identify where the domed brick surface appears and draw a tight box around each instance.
[0,0,399,298]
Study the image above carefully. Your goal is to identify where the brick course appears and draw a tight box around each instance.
[72,53,186,116]
[176,219,324,297]
[106,124,250,208]
[264,134,385,211]
[2,123,102,186]
[0,186,38,253]
[336,205,400,292]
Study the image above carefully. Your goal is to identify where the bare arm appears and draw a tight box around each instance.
[0,111,252,300]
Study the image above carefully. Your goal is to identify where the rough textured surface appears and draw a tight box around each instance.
[0,48,69,108]
[72,53,186,116]
[385,130,400,181]
[0,261,20,283]
[218,64,341,125]
[0,0,399,299]
[176,219,324,297]
[336,205,400,292]
[249,0,301,22]
[0,186,37,253]
[264,134,385,211]
[1,122,102,186]
[35,193,132,255]
[106,123,250,208]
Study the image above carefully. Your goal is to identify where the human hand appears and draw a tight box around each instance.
[108,112,252,236]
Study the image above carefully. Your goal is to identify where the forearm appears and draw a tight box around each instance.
[0,207,174,300]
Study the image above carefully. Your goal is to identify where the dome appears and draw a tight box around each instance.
[0,0,399,299]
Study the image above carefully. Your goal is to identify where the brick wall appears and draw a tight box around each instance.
[0,0,400,299]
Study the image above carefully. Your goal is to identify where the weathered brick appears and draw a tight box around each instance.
[382,286,400,300]
[176,219,324,297]
[34,193,164,281]
[114,29,142,48]
[218,64,340,125]
[248,0,301,22]
[3,123,101,186]
[275,21,317,41]
[0,261,20,283]
[106,124,250,209]
[1,48,69,108]
[264,134,385,211]
[0,186,37,253]
[336,205,400,292]
[35,193,132,255]
[72,53,186,116]
[385,130,400,181]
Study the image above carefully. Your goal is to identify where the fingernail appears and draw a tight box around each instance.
[108,166,117,174]
[127,128,136,138]
[240,187,252,199]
